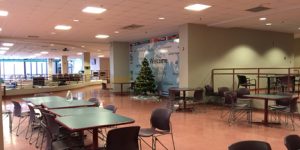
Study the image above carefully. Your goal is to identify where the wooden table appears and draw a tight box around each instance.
[112,82,133,95]
[169,87,195,111]
[41,100,95,109]
[243,94,293,126]
[55,110,134,150]
[23,96,67,106]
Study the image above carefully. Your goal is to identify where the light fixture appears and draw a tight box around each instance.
[184,4,211,11]
[158,17,165,20]
[95,34,109,39]
[159,49,168,53]
[34,53,42,56]
[2,43,14,47]
[0,51,6,55]
[54,25,72,30]
[40,51,49,54]
[50,44,54,46]
[82,6,107,14]
[98,55,104,57]
[0,28,2,31]
[266,23,272,26]
[81,45,85,48]
[259,17,267,21]
[174,39,180,43]
[77,52,83,55]
[0,47,9,50]
[0,10,8,16]
[298,27,300,30]
[73,19,79,22]
[114,31,119,33]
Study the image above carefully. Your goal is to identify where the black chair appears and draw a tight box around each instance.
[88,97,100,107]
[167,87,181,111]
[236,88,252,106]
[284,134,300,150]
[218,86,230,105]
[204,85,218,103]
[104,104,117,113]
[186,87,206,112]
[25,104,41,144]
[101,126,140,150]
[228,140,272,150]
[11,101,30,136]
[237,75,256,93]
[139,108,175,150]
[277,96,299,130]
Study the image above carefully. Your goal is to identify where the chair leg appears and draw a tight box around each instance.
[25,121,31,139]
[171,133,176,150]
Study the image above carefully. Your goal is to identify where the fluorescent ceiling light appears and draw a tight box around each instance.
[0,51,6,55]
[98,55,104,57]
[0,10,8,16]
[77,52,83,55]
[81,45,85,48]
[114,31,119,33]
[266,23,272,26]
[2,43,14,47]
[174,39,179,43]
[298,27,300,30]
[54,25,72,30]
[0,47,9,50]
[158,17,165,20]
[159,49,168,53]
[259,17,267,21]
[40,51,48,54]
[73,19,79,22]
[34,53,42,56]
[95,34,109,39]
[82,6,107,14]
[0,28,2,31]
[184,4,211,11]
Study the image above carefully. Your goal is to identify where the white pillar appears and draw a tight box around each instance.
[83,52,91,81]
[61,55,68,74]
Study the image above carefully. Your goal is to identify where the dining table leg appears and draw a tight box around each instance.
[183,91,186,110]
[92,128,98,150]
[263,99,269,125]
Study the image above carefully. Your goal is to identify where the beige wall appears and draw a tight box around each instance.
[294,38,300,66]
[100,58,110,71]
[181,24,294,89]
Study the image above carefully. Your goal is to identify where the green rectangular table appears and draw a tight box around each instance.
[55,112,135,150]
[49,107,111,117]
[23,96,67,106]
[42,100,95,109]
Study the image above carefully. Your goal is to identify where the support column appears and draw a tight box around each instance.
[110,42,130,92]
[179,24,189,88]
[83,52,91,81]
[48,58,54,79]
[61,56,68,74]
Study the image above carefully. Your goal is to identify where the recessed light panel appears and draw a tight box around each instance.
[2,43,14,47]
[98,55,104,57]
[266,23,272,26]
[184,4,211,11]
[40,51,48,54]
[0,28,2,31]
[95,34,109,39]
[158,17,165,20]
[0,47,9,50]
[0,10,8,16]
[77,52,83,55]
[54,25,72,30]
[82,6,107,14]
[259,17,267,21]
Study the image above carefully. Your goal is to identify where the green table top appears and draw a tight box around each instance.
[23,96,67,106]
[243,94,292,100]
[42,100,95,109]
[49,107,112,117]
[56,113,135,131]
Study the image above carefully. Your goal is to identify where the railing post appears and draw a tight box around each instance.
[211,69,214,90]
[257,68,260,94]
[233,69,235,90]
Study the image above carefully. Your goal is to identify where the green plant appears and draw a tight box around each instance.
[135,58,156,95]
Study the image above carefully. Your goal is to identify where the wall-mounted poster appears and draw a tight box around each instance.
[130,35,179,95]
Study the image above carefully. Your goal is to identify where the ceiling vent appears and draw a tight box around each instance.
[246,6,271,12]
[27,35,40,38]
[121,24,144,30]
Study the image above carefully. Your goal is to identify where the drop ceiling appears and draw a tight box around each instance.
[0,0,300,58]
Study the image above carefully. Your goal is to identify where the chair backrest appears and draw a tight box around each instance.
[289,97,298,113]
[193,88,203,101]
[204,85,215,96]
[27,104,37,122]
[104,104,117,113]
[40,109,60,137]
[150,108,172,131]
[88,97,100,107]
[218,87,230,97]
[237,75,248,84]
[224,91,237,105]
[169,87,180,100]
[284,134,300,150]
[106,126,140,150]
[236,88,250,97]
[228,140,272,150]
[275,93,293,106]
[11,101,22,117]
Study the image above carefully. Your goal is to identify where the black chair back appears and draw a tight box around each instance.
[88,97,100,107]
[193,88,203,101]
[204,85,215,96]
[236,88,250,97]
[224,91,237,105]
[275,93,293,106]
[27,104,37,122]
[289,97,298,113]
[106,126,140,150]
[104,104,117,113]
[150,108,172,131]
[218,87,230,97]
[169,87,180,100]
[11,101,22,117]
[40,109,60,137]
[285,134,300,150]
[237,75,248,85]
[228,140,272,150]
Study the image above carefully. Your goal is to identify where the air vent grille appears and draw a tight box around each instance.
[246,6,271,12]
[121,24,144,30]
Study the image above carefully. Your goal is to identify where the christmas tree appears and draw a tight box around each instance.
[135,58,156,95]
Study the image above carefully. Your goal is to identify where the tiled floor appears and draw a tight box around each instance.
[2,85,299,150]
